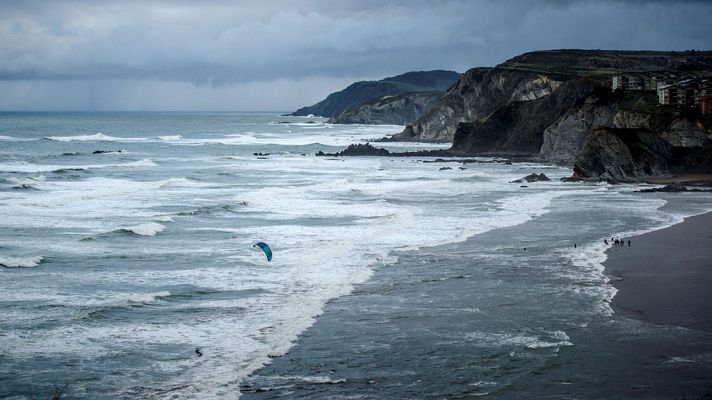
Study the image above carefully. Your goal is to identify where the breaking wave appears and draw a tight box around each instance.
[156,135,183,141]
[0,256,44,268]
[45,133,119,142]
[0,159,156,173]
[119,222,166,236]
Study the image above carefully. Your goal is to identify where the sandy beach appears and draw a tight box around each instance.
[644,174,712,185]
[605,211,712,333]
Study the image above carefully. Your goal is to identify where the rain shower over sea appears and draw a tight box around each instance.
[1,112,711,399]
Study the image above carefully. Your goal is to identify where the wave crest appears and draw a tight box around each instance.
[0,256,44,268]
[45,132,117,142]
[156,135,183,141]
[120,222,166,236]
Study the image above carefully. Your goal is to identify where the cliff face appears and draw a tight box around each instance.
[573,128,671,181]
[395,49,712,146]
[573,127,712,182]
[540,90,666,163]
[450,79,598,154]
[291,70,460,118]
[329,91,443,125]
[391,68,564,142]
[381,49,712,180]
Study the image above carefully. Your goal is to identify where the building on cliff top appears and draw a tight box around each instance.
[657,79,711,113]
[698,84,711,115]
[612,72,699,92]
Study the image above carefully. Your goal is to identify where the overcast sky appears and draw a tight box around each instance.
[1,0,711,111]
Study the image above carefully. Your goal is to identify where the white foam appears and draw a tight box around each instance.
[126,291,171,305]
[122,159,157,168]
[0,135,21,140]
[0,256,43,268]
[0,159,156,173]
[122,222,165,236]
[4,175,46,189]
[464,330,572,350]
[45,132,119,141]
[0,176,223,232]
[170,125,402,147]
[8,129,712,399]
[558,192,694,316]
[157,135,183,141]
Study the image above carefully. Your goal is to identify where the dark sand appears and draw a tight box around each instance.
[605,211,712,333]
[645,174,712,185]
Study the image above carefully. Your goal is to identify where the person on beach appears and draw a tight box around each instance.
[604,239,608,245]
[628,240,631,246]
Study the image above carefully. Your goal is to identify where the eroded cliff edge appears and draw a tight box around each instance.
[385,49,712,181]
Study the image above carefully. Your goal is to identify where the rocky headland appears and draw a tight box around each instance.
[329,91,444,125]
[291,70,460,121]
[317,49,712,183]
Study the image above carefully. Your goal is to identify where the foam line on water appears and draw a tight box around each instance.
[119,222,166,236]
[0,159,157,173]
[0,256,44,268]
[560,190,712,317]
[44,132,144,142]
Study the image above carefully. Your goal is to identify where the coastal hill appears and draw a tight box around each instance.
[291,70,460,119]
[329,91,444,125]
[385,49,712,182]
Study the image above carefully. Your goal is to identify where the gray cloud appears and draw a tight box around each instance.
[0,0,711,110]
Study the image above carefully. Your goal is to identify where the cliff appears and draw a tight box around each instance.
[393,50,712,144]
[573,127,712,182]
[381,49,712,180]
[291,70,460,118]
[450,79,598,154]
[329,91,443,125]
[540,90,680,164]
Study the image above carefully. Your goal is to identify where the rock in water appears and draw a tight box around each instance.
[316,143,391,157]
[638,183,688,192]
[510,173,550,183]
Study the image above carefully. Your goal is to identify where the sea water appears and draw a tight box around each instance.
[0,112,710,399]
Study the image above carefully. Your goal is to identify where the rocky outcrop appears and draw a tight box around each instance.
[329,91,443,125]
[572,127,712,182]
[540,90,658,164]
[390,68,564,143]
[660,117,712,147]
[391,50,712,158]
[573,128,671,182]
[292,70,460,118]
[540,100,615,164]
[316,143,391,157]
[313,49,712,183]
[449,79,598,154]
[510,173,550,183]
[638,183,691,192]
[613,111,651,130]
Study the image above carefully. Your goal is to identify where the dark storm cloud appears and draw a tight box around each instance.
[1,0,710,84]
[0,0,710,110]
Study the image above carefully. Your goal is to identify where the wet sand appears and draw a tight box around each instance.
[644,174,712,185]
[605,212,712,333]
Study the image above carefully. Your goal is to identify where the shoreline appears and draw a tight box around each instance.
[604,211,712,333]
[242,204,712,399]
[644,173,712,186]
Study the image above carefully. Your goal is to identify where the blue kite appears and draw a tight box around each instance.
[253,242,272,262]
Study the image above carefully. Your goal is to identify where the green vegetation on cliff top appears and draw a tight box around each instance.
[499,49,712,78]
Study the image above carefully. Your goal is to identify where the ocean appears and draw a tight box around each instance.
[0,112,710,399]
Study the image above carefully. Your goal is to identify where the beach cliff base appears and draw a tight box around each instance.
[605,212,712,333]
